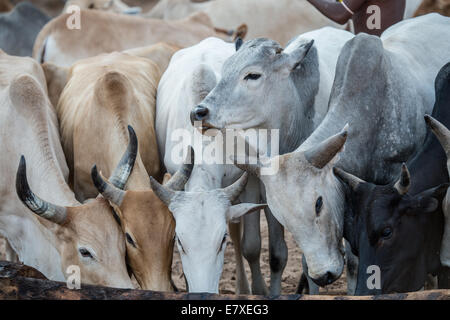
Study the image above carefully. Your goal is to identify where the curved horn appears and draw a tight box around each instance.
[91,165,126,206]
[425,115,450,156]
[235,37,243,51]
[164,146,194,191]
[109,125,138,189]
[16,156,67,224]
[304,125,348,169]
[223,172,249,202]
[149,176,176,206]
[231,155,261,177]
[394,163,410,195]
[333,167,365,191]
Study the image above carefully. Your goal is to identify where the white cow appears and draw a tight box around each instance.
[154,37,266,294]
[0,50,133,288]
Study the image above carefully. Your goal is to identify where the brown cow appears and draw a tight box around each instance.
[414,0,450,17]
[0,50,135,288]
[43,47,188,291]
[33,9,242,67]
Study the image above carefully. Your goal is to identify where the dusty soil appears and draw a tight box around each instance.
[171,212,348,295]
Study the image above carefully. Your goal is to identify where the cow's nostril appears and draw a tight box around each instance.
[195,105,209,119]
[326,272,334,284]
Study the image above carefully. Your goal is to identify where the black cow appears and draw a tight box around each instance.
[334,62,450,295]
[0,2,49,57]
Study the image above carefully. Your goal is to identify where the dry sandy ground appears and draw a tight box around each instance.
[171,212,348,296]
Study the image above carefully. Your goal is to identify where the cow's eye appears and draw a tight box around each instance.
[126,233,136,248]
[79,247,94,259]
[381,227,393,239]
[244,73,261,81]
[88,3,94,9]
[315,196,323,216]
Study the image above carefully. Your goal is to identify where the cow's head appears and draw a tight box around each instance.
[15,151,135,289]
[233,127,349,287]
[90,131,192,291]
[150,167,265,293]
[190,38,316,134]
[334,164,448,294]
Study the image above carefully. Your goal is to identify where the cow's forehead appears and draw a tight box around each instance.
[222,38,282,75]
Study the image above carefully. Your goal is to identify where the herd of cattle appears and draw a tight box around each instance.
[0,0,450,297]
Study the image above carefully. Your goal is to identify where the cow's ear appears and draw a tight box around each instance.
[405,183,450,216]
[286,39,314,72]
[42,62,69,108]
[404,197,439,216]
[226,203,267,223]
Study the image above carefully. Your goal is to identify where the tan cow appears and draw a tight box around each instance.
[33,9,243,67]
[146,0,345,45]
[0,50,133,288]
[414,0,450,17]
[43,48,188,291]
[63,0,142,15]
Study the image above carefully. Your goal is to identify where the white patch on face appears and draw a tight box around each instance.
[169,191,230,293]
[261,155,345,281]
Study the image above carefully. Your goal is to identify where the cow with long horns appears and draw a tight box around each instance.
[46,49,184,291]
[0,50,132,287]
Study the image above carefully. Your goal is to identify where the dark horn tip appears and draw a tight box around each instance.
[91,165,106,192]
[127,125,138,148]
[187,146,195,164]
[16,155,31,202]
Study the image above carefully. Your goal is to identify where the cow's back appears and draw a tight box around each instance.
[34,10,222,67]
[58,52,161,199]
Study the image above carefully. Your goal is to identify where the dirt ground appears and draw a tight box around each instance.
[171,212,348,296]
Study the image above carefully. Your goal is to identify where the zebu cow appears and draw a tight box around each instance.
[196,13,450,289]
[190,29,353,294]
[64,0,142,15]
[0,50,132,287]
[146,0,346,45]
[155,37,265,294]
[43,48,184,291]
[334,63,450,294]
[33,9,242,67]
[0,2,49,57]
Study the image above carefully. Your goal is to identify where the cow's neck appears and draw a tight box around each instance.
[0,211,65,281]
[279,47,323,155]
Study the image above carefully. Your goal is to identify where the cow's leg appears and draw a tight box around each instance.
[345,240,358,295]
[302,254,320,295]
[242,211,267,295]
[240,177,267,295]
[228,220,250,294]
[264,206,287,296]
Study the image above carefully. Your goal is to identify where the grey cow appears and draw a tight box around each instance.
[192,13,450,293]
[0,2,49,57]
